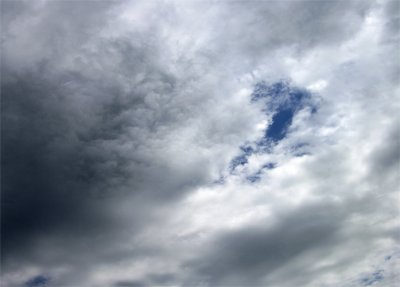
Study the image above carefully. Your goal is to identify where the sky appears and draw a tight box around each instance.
[1,0,399,286]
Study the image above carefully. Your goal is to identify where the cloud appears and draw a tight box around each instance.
[1,0,399,286]
[183,201,343,286]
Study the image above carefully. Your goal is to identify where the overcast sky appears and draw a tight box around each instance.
[1,0,399,286]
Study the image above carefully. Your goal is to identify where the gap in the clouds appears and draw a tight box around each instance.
[24,275,50,287]
[252,80,316,149]
[226,80,317,182]
[229,154,248,171]
[360,270,384,286]
[229,145,254,172]
[356,251,400,287]
[265,108,294,141]
[246,163,276,183]
[291,142,312,157]
[251,80,312,112]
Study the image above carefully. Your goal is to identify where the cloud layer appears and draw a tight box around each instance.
[1,1,399,286]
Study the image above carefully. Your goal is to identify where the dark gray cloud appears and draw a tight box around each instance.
[382,0,400,43]
[114,281,147,287]
[1,2,252,284]
[0,47,214,274]
[113,272,177,287]
[182,201,344,286]
[369,122,400,176]
[1,69,129,268]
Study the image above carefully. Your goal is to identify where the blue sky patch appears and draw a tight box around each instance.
[254,137,273,153]
[265,108,294,142]
[292,142,311,157]
[229,145,255,172]
[251,80,316,145]
[251,80,313,112]
[240,145,254,155]
[246,168,264,183]
[262,162,276,169]
[246,163,276,183]
[360,270,384,286]
[25,275,50,287]
[246,173,261,183]
[230,154,248,171]
[228,80,316,177]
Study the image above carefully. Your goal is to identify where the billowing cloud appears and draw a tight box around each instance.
[1,0,399,287]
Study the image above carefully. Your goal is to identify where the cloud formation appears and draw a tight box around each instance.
[1,0,399,286]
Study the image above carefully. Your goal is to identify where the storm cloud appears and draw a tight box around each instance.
[1,1,399,286]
